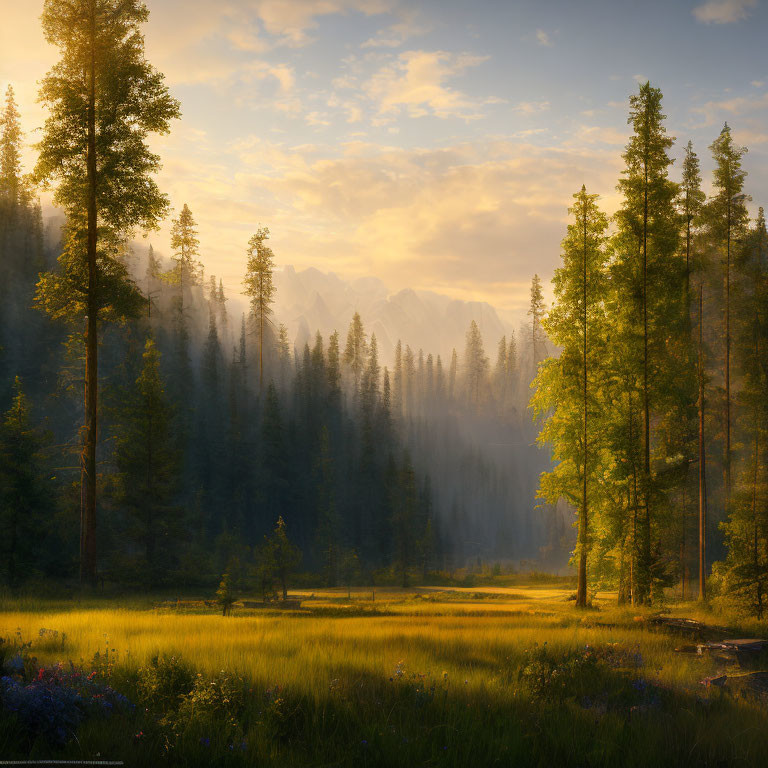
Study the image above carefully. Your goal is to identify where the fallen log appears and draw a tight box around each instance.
[648,616,723,637]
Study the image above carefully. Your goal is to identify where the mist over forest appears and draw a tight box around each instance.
[0,152,570,590]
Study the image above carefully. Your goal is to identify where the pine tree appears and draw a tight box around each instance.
[268,516,301,599]
[34,0,179,584]
[717,209,768,615]
[327,330,341,409]
[493,335,508,407]
[403,345,415,415]
[315,426,339,586]
[391,452,418,587]
[0,85,29,211]
[244,227,276,393]
[611,82,679,603]
[0,378,53,589]
[113,337,181,586]
[678,140,705,599]
[704,123,750,515]
[532,186,609,607]
[145,244,163,318]
[528,274,546,365]
[393,340,403,417]
[435,355,445,401]
[448,348,458,401]
[343,312,367,396]
[166,204,201,313]
[464,320,489,408]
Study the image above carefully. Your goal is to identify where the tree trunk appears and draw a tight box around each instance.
[576,200,588,608]
[81,1,98,587]
[725,196,732,513]
[639,152,652,604]
[698,285,707,601]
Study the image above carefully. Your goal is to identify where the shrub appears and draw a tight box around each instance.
[168,670,245,744]
[136,655,193,711]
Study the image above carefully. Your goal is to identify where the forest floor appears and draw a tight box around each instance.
[2,584,768,766]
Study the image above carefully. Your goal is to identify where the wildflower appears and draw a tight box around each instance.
[199,737,211,747]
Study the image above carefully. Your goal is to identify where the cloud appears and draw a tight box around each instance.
[244,62,296,92]
[536,29,553,47]
[305,111,332,126]
[361,14,428,49]
[693,91,768,125]
[692,0,757,24]
[364,50,490,120]
[149,136,622,314]
[515,101,550,115]
[569,125,628,146]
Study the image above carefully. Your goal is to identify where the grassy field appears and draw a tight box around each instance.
[2,584,768,766]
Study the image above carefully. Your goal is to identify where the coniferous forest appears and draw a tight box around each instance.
[6,3,768,766]
[0,2,766,614]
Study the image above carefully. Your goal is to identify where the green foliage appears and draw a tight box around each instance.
[216,570,237,615]
[34,0,180,324]
[169,670,246,745]
[533,185,609,605]
[112,337,182,586]
[136,655,194,711]
[0,379,54,589]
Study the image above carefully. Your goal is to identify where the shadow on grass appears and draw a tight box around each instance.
[3,639,768,768]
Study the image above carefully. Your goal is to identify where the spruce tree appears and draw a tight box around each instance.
[33,0,179,584]
[343,312,367,397]
[166,204,201,313]
[528,274,546,365]
[0,85,28,212]
[464,320,489,408]
[678,140,705,598]
[611,82,679,603]
[0,378,53,589]
[113,337,180,586]
[717,209,768,615]
[243,227,276,393]
[704,123,750,514]
[533,186,609,607]
[268,516,301,599]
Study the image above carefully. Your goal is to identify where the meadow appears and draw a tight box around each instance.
[2,584,768,767]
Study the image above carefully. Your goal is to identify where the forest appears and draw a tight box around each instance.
[0,1,766,618]
[7,2,768,767]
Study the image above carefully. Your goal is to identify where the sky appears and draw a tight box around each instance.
[2,0,768,318]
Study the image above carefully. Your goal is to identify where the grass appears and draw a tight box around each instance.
[2,584,768,766]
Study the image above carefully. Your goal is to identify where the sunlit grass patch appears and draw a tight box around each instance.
[2,587,768,766]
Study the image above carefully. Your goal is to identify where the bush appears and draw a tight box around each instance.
[168,670,245,744]
[136,655,194,711]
